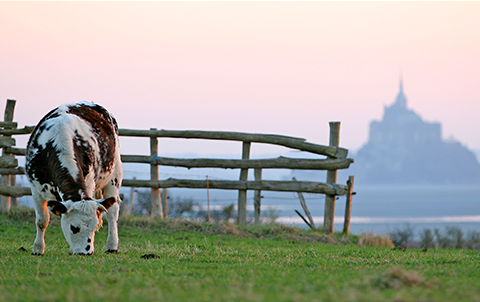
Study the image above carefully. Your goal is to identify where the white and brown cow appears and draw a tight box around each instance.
[25,102,122,255]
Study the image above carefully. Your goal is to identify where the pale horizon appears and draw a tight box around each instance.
[1,2,479,156]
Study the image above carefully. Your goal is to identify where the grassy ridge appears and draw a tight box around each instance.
[1,208,480,302]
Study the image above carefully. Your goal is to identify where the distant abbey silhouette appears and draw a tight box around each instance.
[353,79,480,185]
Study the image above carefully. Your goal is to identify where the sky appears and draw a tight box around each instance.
[1,1,479,157]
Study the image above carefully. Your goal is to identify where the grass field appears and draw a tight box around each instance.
[1,208,480,302]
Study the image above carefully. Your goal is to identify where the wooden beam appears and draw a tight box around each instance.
[2,147,26,156]
[0,186,31,198]
[0,126,35,135]
[150,128,163,218]
[3,100,15,125]
[0,157,18,168]
[126,177,136,216]
[119,128,306,141]
[2,127,349,158]
[0,122,17,128]
[118,129,348,158]
[254,168,262,226]
[121,178,348,195]
[0,137,15,148]
[0,167,24,175]
[343,176,355,234]
[121,155,353,170]
[4,128,349,159]
[294,210,313,230]
[292,177,315,230]
[237,142,250,226]
[1,99,16,211]
[323,122,340,233]
[161,188,168,219]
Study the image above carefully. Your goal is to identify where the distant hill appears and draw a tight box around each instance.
[475,150,480,163]
[350,80,480,185]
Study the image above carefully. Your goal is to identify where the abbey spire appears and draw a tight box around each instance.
[394,76,407,109]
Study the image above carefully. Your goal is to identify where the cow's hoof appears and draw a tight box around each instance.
[31,252,44,256]
[105,249,118,254]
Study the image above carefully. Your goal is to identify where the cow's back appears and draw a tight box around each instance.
[26,102,120,202]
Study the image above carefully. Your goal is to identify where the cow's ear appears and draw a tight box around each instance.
[98,197,116,213]
[47,200,67,215]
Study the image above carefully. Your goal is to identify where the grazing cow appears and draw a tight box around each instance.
[25,102,122,255]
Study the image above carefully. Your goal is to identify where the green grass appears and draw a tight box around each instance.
[1,208,480,302]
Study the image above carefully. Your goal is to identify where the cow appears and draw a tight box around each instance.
[25,102,123,255]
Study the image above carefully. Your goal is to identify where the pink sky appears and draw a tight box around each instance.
[1,2,479,156]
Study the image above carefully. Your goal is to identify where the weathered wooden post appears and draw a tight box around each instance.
[161,188,169,219]
[0,99,16,212]
[124,177,136,216]
[129,186,135,216]
[150,128,163,218]
[323,121,340,233]
[206,176,210,222]
[254,168,262,226]
[343,176,355,234]
[237,141,251,225]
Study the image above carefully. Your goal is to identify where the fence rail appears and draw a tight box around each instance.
[118,129,349,159]
[0,99,355,233]
[122,178,348,195]
[121,155,353,170]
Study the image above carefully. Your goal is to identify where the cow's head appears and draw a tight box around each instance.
[47,197,116,255]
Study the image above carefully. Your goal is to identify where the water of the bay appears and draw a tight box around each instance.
[164,184,480,237]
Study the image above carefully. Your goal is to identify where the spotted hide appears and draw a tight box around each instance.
[26,102,123,255]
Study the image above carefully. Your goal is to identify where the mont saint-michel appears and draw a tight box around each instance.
[353,80,480,185]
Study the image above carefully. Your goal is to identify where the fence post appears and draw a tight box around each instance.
[206,176,210,222]
[150,128,163,218]
[323,121,340,233]
[237,141,251,225]
[343,176,355,234]
[125,177,136,216]
[161,188,168,218]
[254,168,262,226]
[0,99,16,212]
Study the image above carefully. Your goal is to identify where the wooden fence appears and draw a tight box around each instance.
[0,99,355,233]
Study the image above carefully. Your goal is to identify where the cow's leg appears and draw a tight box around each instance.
[32,194,49,255]
[105,199,120,253]
[102,173,122,253]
